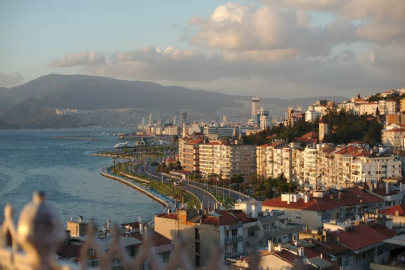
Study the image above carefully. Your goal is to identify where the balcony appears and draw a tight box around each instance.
[225,249,245,258]
[224,235,243,244]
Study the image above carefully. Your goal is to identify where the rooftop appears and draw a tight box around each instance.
[157,209,254,226]
[262,189,382,211]
[380,203,405,216]
[331,224,395,251]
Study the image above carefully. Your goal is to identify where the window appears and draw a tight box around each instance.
[196,255,200,267]
[162,252,170,263]
[296,213,301,220]
[195,242,200,254]
[232,229,238,236]
[195,228,200,240]
[248,227,255,237]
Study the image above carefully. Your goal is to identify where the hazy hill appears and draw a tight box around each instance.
[0,98,79,129]
[0,74,347,129]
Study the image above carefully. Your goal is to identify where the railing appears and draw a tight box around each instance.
[0,191,261,270]
[225,248,245,258]
[224,235,243,243]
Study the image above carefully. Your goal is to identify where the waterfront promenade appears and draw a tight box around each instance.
[100,165,176,214]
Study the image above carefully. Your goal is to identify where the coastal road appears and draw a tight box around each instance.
[134,159,251,207]
[130,161,219,210]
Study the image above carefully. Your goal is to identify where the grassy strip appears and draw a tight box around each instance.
[115,164,201,209]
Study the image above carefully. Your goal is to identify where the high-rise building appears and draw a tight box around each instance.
[252,97,260,117]
[199,140,257,179]
[319,118,329,142]
[180,111,187,127]
[149,113,153,125]
[222,115,228,124]
[178,135,204,173]
[141,117,145,127]
[173,116,177,126]
[259,108,271,130]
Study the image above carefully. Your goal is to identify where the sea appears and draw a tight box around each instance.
[0,127,164,225]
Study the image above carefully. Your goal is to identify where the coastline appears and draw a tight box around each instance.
[99,166,176,211]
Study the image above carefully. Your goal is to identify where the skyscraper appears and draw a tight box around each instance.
[251,97,260,117]
[180,111,187,127]
[141,117,145,127]
[149,113,153,125]
[173,116,177,126]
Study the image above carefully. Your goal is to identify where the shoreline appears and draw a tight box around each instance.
[99,166,176,209]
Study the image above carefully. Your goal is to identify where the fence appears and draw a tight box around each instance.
[0,191,261,270]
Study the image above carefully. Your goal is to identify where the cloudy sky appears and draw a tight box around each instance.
[1,0,404,98]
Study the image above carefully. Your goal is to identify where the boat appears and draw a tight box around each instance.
[115,142,129,148]
[107,133,110,136]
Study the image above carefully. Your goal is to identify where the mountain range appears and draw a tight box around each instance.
[0,74,347,129]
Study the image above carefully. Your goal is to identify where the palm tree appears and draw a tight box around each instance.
[174,182,185,203]
[113,157,117,172]
[208,173,218,185]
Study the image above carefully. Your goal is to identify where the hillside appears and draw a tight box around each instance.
[0,74,347,129]
[0,98,80,129]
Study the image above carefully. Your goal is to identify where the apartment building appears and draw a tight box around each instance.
[199,140,256,179]
[382,128,405,147]
[234,202,304,246]
[202,125,238,140]
[178,135,204,173]
[262,189,383,229]
[299,217,396,270]
[305,104,336,122]
[228,241,339,270]
[401,98,405,112]
[154,208,257,267]
[350,154,402,182]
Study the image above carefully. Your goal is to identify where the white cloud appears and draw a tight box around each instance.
[262,0,405,42]
[188,3,357,58]
[49,0,405,98]
[0,72,24,87]
[48,51,105,67]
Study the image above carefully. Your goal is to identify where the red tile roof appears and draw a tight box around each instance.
[331,225,395,251]
[262,245,340,270]
[157,213,178,220]
[262,189,382,211]
[268,141,286,148]
[372,225,397,238]
[157,210,253,226]
[380,203,405,216]
[309,239,350,255]
[346,188,383,203]
[132,231,172,247]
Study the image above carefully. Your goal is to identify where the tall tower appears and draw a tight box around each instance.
[173,116,177,126]
[319,118,329,142]
[180,111,187,127]
[141,117,145,127]
[252,97,260,117]
[149,113,153,125]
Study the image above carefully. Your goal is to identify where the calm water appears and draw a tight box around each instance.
[0,127,163,225]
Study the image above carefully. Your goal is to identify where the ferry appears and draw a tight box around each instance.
[115,142,129,148]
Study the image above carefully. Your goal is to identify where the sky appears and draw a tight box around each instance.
[1,0,404,98]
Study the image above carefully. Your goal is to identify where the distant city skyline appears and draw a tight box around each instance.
[1,0,404,98]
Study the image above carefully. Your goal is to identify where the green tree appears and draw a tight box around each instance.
[172,135,179,144]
